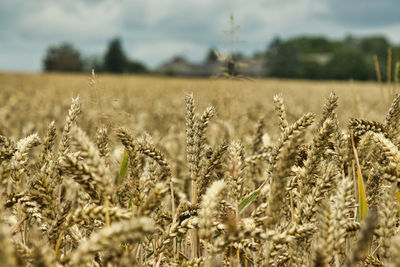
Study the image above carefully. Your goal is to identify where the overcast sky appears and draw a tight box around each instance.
[1,0,400,71]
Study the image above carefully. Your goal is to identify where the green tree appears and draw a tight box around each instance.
[43,43,83,72]
[325,49,370,80]
[359,36,389,58]
[298,61,325,80]
[266,37,300,78]
[104,38,127,73]
[360,36,392,81]
[287,36,334,53]
[205,47,218,63]
[126,60,147,73]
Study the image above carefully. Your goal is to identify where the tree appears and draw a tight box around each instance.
[266,37,300,78]
[104,38,127,73]
[126,60,147,73]
[43,43,83,72]
[298,61,325,80]
[360,36,389,58]
[205,47,218,63]
[287,36,334,53]
[325,49,370,80]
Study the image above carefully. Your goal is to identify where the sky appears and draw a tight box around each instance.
[1,0,400,72]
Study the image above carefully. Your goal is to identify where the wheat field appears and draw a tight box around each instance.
[0,72,399,266]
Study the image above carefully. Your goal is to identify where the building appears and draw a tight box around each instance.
[156,55,267,78]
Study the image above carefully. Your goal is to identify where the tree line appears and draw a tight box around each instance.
[43,35,400,80]
[43,38,147,74]
[265,35,399,81]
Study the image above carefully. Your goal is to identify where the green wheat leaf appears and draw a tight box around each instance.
[118,149,128,185]
[238,190,259,214]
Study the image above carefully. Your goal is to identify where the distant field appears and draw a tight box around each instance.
[0,72,388,139]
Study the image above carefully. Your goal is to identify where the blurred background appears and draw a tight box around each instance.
[1,0,400,80]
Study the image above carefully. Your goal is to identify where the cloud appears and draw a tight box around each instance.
[0,0,400,71]
[14,1,121,41]
[323,0,400,28]
[131,41,206,64]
